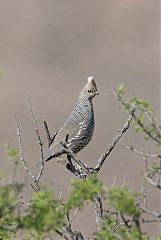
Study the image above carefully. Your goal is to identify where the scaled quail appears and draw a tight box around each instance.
[40,76,98,164]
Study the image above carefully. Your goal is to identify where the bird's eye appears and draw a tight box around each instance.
[88,90,92,93]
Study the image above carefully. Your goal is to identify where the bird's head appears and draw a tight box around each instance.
[80,76,99,100]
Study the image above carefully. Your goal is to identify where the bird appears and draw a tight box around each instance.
[37,76,99,166]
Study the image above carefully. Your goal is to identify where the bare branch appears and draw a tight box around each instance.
[137,180,151,209]
[56,230,70,240]
[15,98,46,191]
[70,208,79,224]
[44,120,52,146]
[27,97,44,163]
[14,116,36,184]
[93,194,103,230]
[60,142,90,176]
[142,218,161,223]
[44,120,58,147]
[62,226,85,240]
[140,206,161,218]
[94,108,136,172]
[146,176,161,190]
[26,97,44,187]
[121,142,160,159]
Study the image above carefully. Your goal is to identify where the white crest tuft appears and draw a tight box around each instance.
[87,76,94,83]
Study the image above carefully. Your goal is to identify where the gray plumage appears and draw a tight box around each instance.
[41,76,98,164]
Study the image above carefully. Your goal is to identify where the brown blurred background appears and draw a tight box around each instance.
[0,0,160,238]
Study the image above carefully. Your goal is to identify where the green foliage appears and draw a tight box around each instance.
[123,97,153,119]
[23,190,64,234]
[115,84,126,95]
[115,85,161,144]
[24,230,43,240]
[128,97,153,113]
[107,186,140,217]
[96,224,146,240]
[0,145,23,239]
[0,216,17,239]
[95,215,116,240]
[0,184,22,216]
[0,183,23,239]
[64,174,102,213]
[95,214,150,240]
[4,145,19,165]
[0,172,161,239]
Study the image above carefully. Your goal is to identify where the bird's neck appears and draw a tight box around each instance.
[75,96,94,118]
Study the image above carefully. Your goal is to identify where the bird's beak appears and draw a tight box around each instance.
[95,90,99,95]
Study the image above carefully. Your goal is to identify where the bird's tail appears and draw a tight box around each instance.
[35,145,64,167]
[35,153,53,167]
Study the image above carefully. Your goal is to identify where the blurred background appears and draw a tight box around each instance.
[0,0,160,238]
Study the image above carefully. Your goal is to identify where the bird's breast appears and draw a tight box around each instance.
[67,100,94,153]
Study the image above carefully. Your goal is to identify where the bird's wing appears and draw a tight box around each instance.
[38,110,83,163]
[53,110,83,144]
